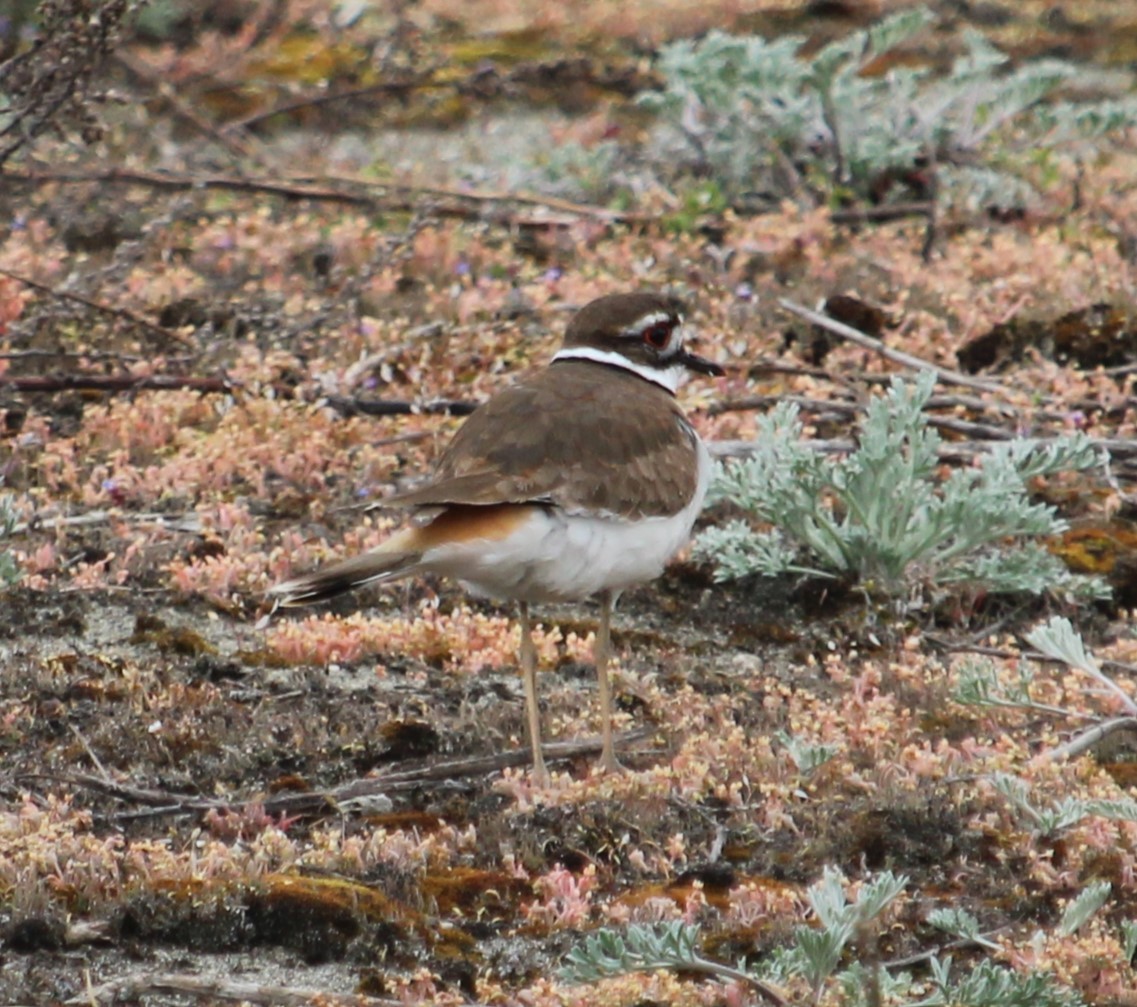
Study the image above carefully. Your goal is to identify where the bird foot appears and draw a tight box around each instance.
[529,755,551,788]
[596,750,627,776]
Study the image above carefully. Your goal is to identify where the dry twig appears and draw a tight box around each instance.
[29,727,655,822]
[68,972,400,1007]
[778,298,1006,395]
[1047,716,1137,762]
[709,393,1017,441]
[323,396,477,418]
[3,373,232,394]
[0,265,193,347]
[0,166,651,227]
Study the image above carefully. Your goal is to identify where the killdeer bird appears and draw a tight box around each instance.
[271,292,723,784]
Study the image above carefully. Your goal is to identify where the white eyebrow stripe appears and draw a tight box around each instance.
[622,311,678,336]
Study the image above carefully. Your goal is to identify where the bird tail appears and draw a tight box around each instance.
[269,528,423,606]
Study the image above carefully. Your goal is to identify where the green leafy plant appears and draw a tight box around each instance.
[695,371,1105,600]
[663,179,730,233]
[561,869,908,1003]
[561,868,1084,1006]
[954,616,1137,763]
[953,659,1046,714]
[1122,920,1137,962]
[0,494,21,587]
[916,956,1082,1007]
[776,730,838,775]
[989,772,1137,838]
[526,139,626,202]
[1058,881,1111,938]
[637,8,1137,208]
[927,906,1000,950]
[560,920,777,1001]
[770,867,907,995]
[1025,616,1136,714]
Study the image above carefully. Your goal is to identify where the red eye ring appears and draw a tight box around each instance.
[643,323,671,349]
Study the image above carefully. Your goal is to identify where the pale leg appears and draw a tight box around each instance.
[595,589,625,774]
[518,601,548,785]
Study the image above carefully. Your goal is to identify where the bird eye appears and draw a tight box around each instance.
[642,322,672,350]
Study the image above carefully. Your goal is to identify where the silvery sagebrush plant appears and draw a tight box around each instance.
[767,866,908,996]
[637,7,1136,209]
[559,919,779,1002]
[915,882,1109,1007]
[914,956,1083,1007]
[524,7,1137,212]
[1024,615,1137,715]
[560,869,908,1001]
[0,492,21,587]
[926,906,1000,951]
[694,370,1106,601]
[560,866,1083,1005]
[954,615,1137,720]
[1058,880,1112,938]
[1123,920,1137,962]
[954,615,1137,763]
[988,771,1137,839]
[776,729,839,775]
[561,868,906,998]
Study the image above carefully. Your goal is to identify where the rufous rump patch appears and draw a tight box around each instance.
[413,504,538,548]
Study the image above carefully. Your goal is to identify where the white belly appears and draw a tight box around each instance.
[418,437,712,603]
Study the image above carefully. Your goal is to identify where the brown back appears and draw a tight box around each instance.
[388,361,700,519]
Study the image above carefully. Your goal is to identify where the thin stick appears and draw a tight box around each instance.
[8,509,202,537]
[68,971,400,1007]
[0,265,194,347]
[0,166,652,226]
[830,201,934,225]
[29,727,656,821]
[1047,716,1137,762]
[2,373,233,394]
[778,298,1006,394]
[322,396,477,418]
[113,51,258,163]
[68,724,111,781]
[709,394,1015,440]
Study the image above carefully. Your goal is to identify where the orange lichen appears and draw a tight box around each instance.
[420,866,530,918]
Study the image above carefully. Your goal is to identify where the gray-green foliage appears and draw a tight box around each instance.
[1058,880,1111,937]
[927,906,1000,950]
[638,8,1137,206]
[953,658,1059,715]
[1122,920,1137,962]
[694,371,1105,600]
[561,867,1084,1006]
[989,772,1137,838]
[560,920,760,993]
[953,616,1137,762]
[0,494,20,587]
[772,867,907,994]
[561,869,907,999]
[561,920,700,983]
[917,956,1082,1007]
[777,729,838,775]
[530,140,625,201]
[1024,615,1137,713]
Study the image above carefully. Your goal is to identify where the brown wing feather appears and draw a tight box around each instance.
[387,363,699,519]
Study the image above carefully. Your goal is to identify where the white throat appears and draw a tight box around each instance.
[551,346,682,394]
